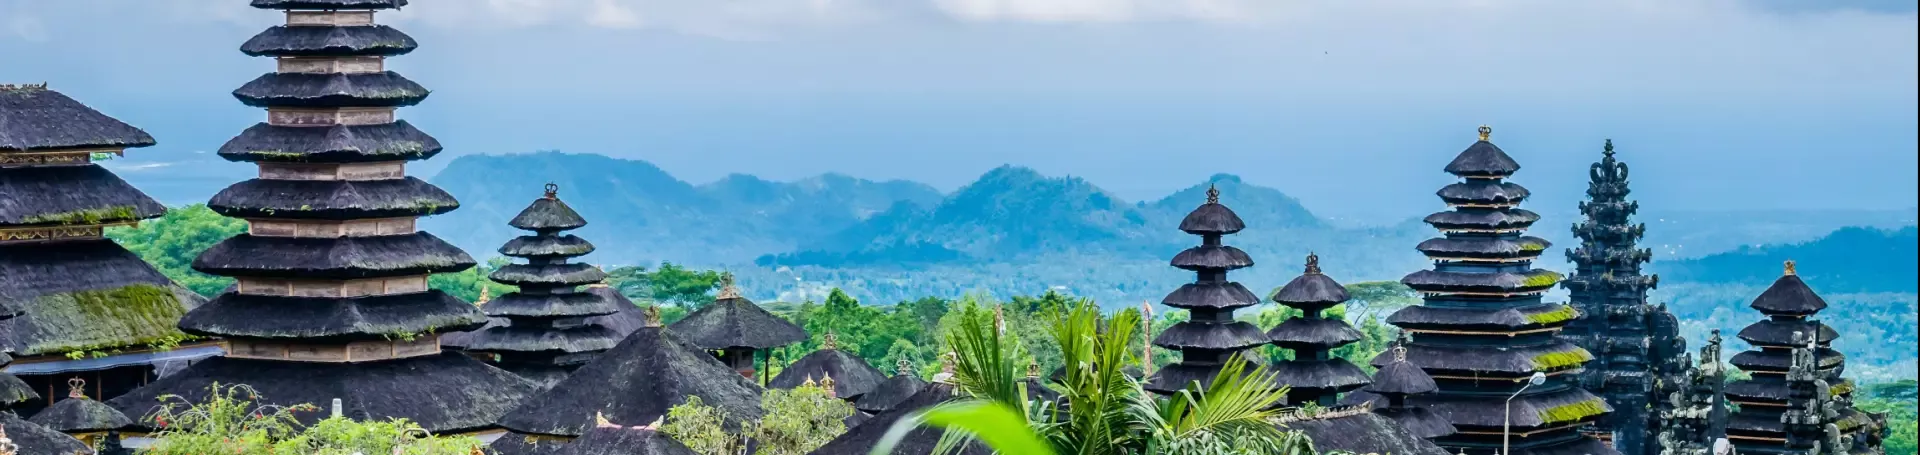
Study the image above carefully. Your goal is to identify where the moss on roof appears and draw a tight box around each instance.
[1536,397,1607,424]
[1529,348,1594,371]
[1524,305,1578,325]
[19,283,194,356]
[19,205,139,226]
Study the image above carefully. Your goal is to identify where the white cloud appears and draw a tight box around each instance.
[586,0,645,29]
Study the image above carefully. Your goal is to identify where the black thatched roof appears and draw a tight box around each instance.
[0,86,155,152]
[1285,411,1450,455]
[178,290,485,341]
[483,292,622,318]
[1443,139,1520,178]
[218,121,441,163]
[442,288,645,350]
[1401,268,1560,293]
[1161,281,1260,310]
[0,164,166,227]
[1724,378,1794,402]
[27,395,132,433]
[489,263,609,287]
[0,239,201,356]
[769,349,888,400]
[1267,317,1363,350]
[1384,302,1575,330]
[1409,385,1609,428]
[555,424,701,455]
[0,412,92,455]
[1269,359,1370,393]
[1271,260,1348,307]
[1144,362,1229,395]
[808,383,989,455]
[1729,347,1844,374]
[1372,406,1456,440]
[207,176,459,220]
[853,373,926,414]
[1736,318,1837,347]
[1423,209,1540,231]
[192,232,475,279]
[241,25,417,57]
[0,372,37,407]
[234,71,429,108]
[1365,357,1438,396]
[1436,180,1529,205]
[1415,236,1550,259]
[497,327,764,437]
[1178,189,1245,235]
[251,0,408,9]
[1170,245,1253,271]
[109,352,539,434]
[501,235,595,258]
[1151,320,1267,351]
[667,296,807,351]
[1505,436,1618,455]
[462,324,622,356]
[1370,341,1591,375]
[1749,271,1828,316]
[510,196,588,232]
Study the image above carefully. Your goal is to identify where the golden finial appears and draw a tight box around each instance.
[715,272,741,300]
[1784,260,1797,276]
[543,182,559,199]
[594,411,613,428]
[931,351,958,384]
[588,282,610,289]
[476,286,491,305]
[1026,360,1040,379]
[823,331,838,350]
[1477,125,1492,142]
[1204,184,1220,205]
[803,374,817,388]
[897,358,913,375]
[1392,342,1407,363]
[820,374,838,398]
[1304,252,1321,274]
[67,378,85,399]
[643,305,662,327]
[0,424,15,455]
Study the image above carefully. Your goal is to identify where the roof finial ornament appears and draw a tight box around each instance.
[642,417,663,431]
[803,374,817,388]
[0,424,14,455]
[68,377,86,399]
[1392,338,1408,363]
[1603,138,1615,157]
[823,331,838,350]
[1027,360,1040,379]
[1784,260,1797,276]
[1304,252,1321,275]
[543,182,559,199]
[931,351,958,384]
[1205,184,1220,205]
[643,305,662,327]
[594,411,613,428]
[896,358,913,376]
[715,272,741,300]
[1477,125,1492,142]
[820,374,838,398]
[476,286,491,306]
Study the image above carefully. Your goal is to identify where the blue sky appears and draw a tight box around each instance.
[3,0,1915,222]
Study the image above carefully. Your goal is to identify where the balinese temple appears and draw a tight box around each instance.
[1560,139,1689,455]
[1145,185,1268,395]
[491,307,764,455]
[108,0,540,436]
[852,359,927,416]
[1265,253,1372,406]
[768,332,886,403]
[667,274,807,382]
[27,378,131,450]
[1722,262,1884,455]
[809,355,988,455]
[1656,330,1729,455]
[0,84,211,416]
[1383,126,1617,455]
[444,283,648,355]
[1355,338,1457,442]
[554,413,699,455]
[461,184,622,388]
[0,348,90,454]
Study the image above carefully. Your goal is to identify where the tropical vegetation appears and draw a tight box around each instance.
[137,383,485,455]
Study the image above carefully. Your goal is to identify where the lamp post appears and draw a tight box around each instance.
[1504,372,1548,455]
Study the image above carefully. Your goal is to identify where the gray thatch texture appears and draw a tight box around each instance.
[489,264,609,287]
[1407,385,1610,428]
[1150,320,1266,350]
[1724,378,1793,402]
[667,297,807,351]
[496,364,573,390]
[192,232,475,279]
[497,327,764,437]
[1736,317,1837,347]
[1271,271,1347,307]
[233,72,428,108]
[1436,180,1529,204]
[1365,358,1438,396]
[1267,317,1363,350]
[483,292,621,318]
[556,425,701,455]
[108,352,539,434]
[1145,362,1228,395]
[218,121,441,163]
[1442,139,1520,178]
[0,372,37,407]
[1401,269,1560,292]
[500,235,595,258]
[0,240,199,356]
[463,324,621,356]
[509,198,588,232]
[769,349,887,400]
[0,164,166,227]
[1384,302,1574,330]
[1423,208,1539,231]
[488,434,567,455]
[853,374,926,414]
[1372,406,1456,439]
[1505,436,1617,455]
[251,0,407,9]
[1178,199,1245,235]
[1268,359,1370,393]
[208,176,459,220]
[1284,411,1449,455]
[1161,281,1260,310]
[1729,347,1843,373]
[443,288,644,350]
[0,412,92,455]
[27,396,132,433]
[0,86,154,152]
[1169,245,1252,271]
[1415,236,1550,258]
[178,290,486,341]
[1369,341,1591,375]
[241,25,417,57]
[807,383,988,455]
[1750,273,1828,315]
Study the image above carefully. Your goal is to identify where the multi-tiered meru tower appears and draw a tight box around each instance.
[1723,262,1884,455]
[109,0,537,434]
[1145,186,1269,395]
[1561,139,1690,455]
[1265,253,1372,406]
[463,184,623,388]
[1384,126,1617,455]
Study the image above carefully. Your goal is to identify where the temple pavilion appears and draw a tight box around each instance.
[768,332,887,403]
[461,184,624,388]
[667,274,808,383]
[1144,185,1268,394]
[1723,262,1885,455]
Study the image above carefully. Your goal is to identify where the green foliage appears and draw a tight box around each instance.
[141,383,483,455]
[1525,305,1578,325]
[662,396,745,455]
[1537,398,1608,424]
[107,204,245,297]
[1531,349,1595,371]
[873,401,1057,455]
[428,257,514,302]
[662,383,855,455]
[35,283,193,356]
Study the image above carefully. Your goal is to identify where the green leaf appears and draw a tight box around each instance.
[870,400,1056,455]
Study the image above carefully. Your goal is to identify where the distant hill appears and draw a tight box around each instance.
[1654,226,1918,293]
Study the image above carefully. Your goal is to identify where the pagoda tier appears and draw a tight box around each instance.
[667,274,807,379]
[1723,262,1885,455]
[460,185,622,388]
[1145,186,1267,395]
[1357,340,1457,441]
[1386,126,1616,455]
[28,378,133,448]
[1264,254,1372,406]
[109,3,537,434]
[768,333,887,402]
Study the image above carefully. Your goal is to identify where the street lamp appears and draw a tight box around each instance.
[1713,438,1732,455]
[1504,372,1548,455]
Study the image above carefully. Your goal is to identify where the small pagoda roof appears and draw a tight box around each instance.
[0,372,36,407]
[1365,348,1438,396]
[462,325,622,357]
[489,263,610,288]
[1736,318,1838,347]
[1266,317,1363,350]
[1271,253,1349,307]
[178,290,485,341]
[1728,347,1844,374]
[1442,126,1520,178]
[1401,268,1561,294]
[555,422,700,455]
[1749,262,1828,315]
[667,289,807,351]
[218,121,441,163]
[0,85,155,152]
[1145,362,1230,394]
[233,72,429,108]
[443,288,646,350]
[1385,302,1576,331]
[192,232,475,279]
[0,413,91,455]
[251,0,408,9]
[1375,341,1592,376]
[0,239,202,356]
[808,383,989,455]
[1415,236,1550,260]
[0,164,167,227]
[510,188,589,231]
[1436,180,1530,205]
[242,25,417,57]
[1285,410,1451,455]
[109,352,539,433]
[496,326,764,437]
[208,177,459,220]
[483,291,622,318]
[28,383,132,433]
[853,373,927,414]
[1178,186,1245,235]
[1169,245,1252,271]
[1371,406,1456,440]
[1408,386,1609,429]
[1150,320,1268,351]
[500,234,595,258]
[1161,281,1260,310]
[1268,359,1371,394]
[1423,209,1540,232]
[768,347,887,400]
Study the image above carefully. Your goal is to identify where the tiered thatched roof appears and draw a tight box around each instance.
[461,185,623,388]
[1144,185,1266,395]
[1723,262,1883,455]
[667,274,806,378]
[769,333,885,401]
[1264,254,1370,406]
